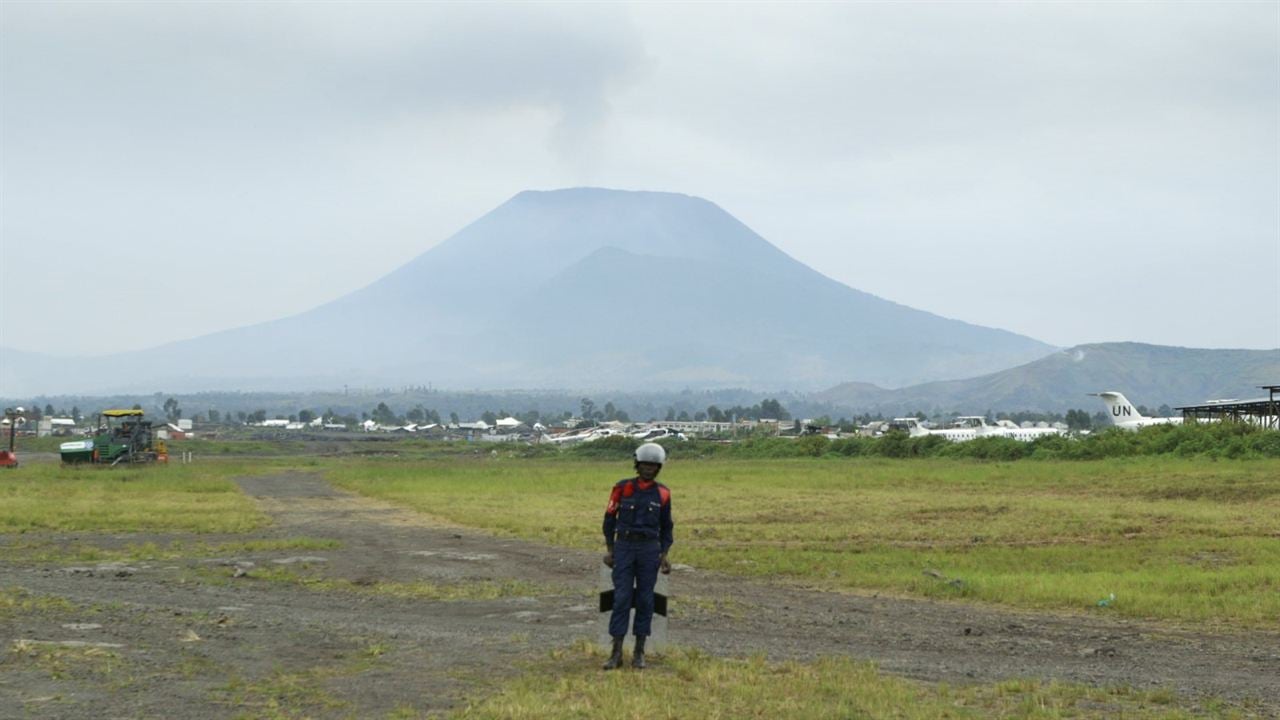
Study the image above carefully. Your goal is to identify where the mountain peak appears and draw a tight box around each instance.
[509,186,710,206]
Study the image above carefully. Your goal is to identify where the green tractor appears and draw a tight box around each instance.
[60,409,167,465]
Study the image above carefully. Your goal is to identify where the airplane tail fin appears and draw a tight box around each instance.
[888,418,929,437]
[1093,391,1145,423]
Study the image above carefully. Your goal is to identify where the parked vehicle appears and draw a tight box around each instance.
[60,409,167,465]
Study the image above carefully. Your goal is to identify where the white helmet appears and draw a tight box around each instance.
[635,442,666,465]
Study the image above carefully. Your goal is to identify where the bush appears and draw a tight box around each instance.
[938,436,1029,461]
[1044,422,1280,460]
[907,434,952,457]
[829,437,874,456]
[795,435,831,457]
[567,434,639,460]
[870,432,910,458]
[1246,429,1280,457]
[558,422,1280,462]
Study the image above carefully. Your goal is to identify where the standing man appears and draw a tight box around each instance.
[602,442,673,670]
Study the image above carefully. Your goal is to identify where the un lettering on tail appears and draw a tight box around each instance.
[1095,391,1141,419]
[1090,391,1182,430]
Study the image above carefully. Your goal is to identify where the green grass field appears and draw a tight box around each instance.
[5,454,1276,626]
[3,452,1275,717]
[0,460,269,534]
[328,456,1280,628]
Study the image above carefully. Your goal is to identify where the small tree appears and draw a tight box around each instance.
[163,397,182,423]
[760,398,790,421]
[372,402,398,426]
[1065,409,1092,430]
[298,409,316,424]
[208,409,221,423]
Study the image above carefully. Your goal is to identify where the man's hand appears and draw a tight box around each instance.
[659,554,671,575]
[603,550,614,568]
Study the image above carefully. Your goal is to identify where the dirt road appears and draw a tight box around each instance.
[3,472,1277,718]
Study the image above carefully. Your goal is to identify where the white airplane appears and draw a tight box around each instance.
[1090,391,1183,430]
[888,416,1062,443]
[632,427,687,442]
[993,419,1064,441]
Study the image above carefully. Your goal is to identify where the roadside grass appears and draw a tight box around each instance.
[452,641,1247,720]
[0,460,270,533]
[196,562,549,602]
[0,587,78,619]
[216,637,403,720]
[7,639,123,682]
[221,666,350,720]
[329,456,1280,628]
[4,537,342,565]
[0,581,421,719]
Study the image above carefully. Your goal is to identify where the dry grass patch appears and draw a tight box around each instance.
[453,642,1248,719]
[196,562,549,602]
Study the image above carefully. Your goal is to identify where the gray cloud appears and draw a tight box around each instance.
[1,1,1275,359]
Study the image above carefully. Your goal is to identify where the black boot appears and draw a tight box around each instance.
[631,635,647,669]
[602,636,624,670]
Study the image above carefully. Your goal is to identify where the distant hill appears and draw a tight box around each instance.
[815,342,1280,414]
[1,188,1055,395]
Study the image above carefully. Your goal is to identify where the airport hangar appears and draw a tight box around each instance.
[1176,385,1280,430]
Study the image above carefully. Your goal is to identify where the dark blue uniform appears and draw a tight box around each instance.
[603,477,673,639]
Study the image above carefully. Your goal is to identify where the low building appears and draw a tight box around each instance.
[157,423,191,440]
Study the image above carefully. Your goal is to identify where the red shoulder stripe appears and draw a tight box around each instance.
[658,486,670,506]
[606,485,623,514]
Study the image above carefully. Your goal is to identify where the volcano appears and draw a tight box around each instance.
[2,188,1055,394]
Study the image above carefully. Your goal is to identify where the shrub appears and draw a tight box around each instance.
[1246,428,1280,457]
[567,435,639,460]
[558,422,1280,462]
[938,436,1029,461]
[907,434,951,457]
[795,435,831,457]
[871,432,910,458]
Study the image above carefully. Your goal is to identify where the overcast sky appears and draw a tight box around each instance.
[2,1,1277,358]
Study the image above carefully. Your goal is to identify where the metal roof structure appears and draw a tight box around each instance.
[1175,385,1280,430]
